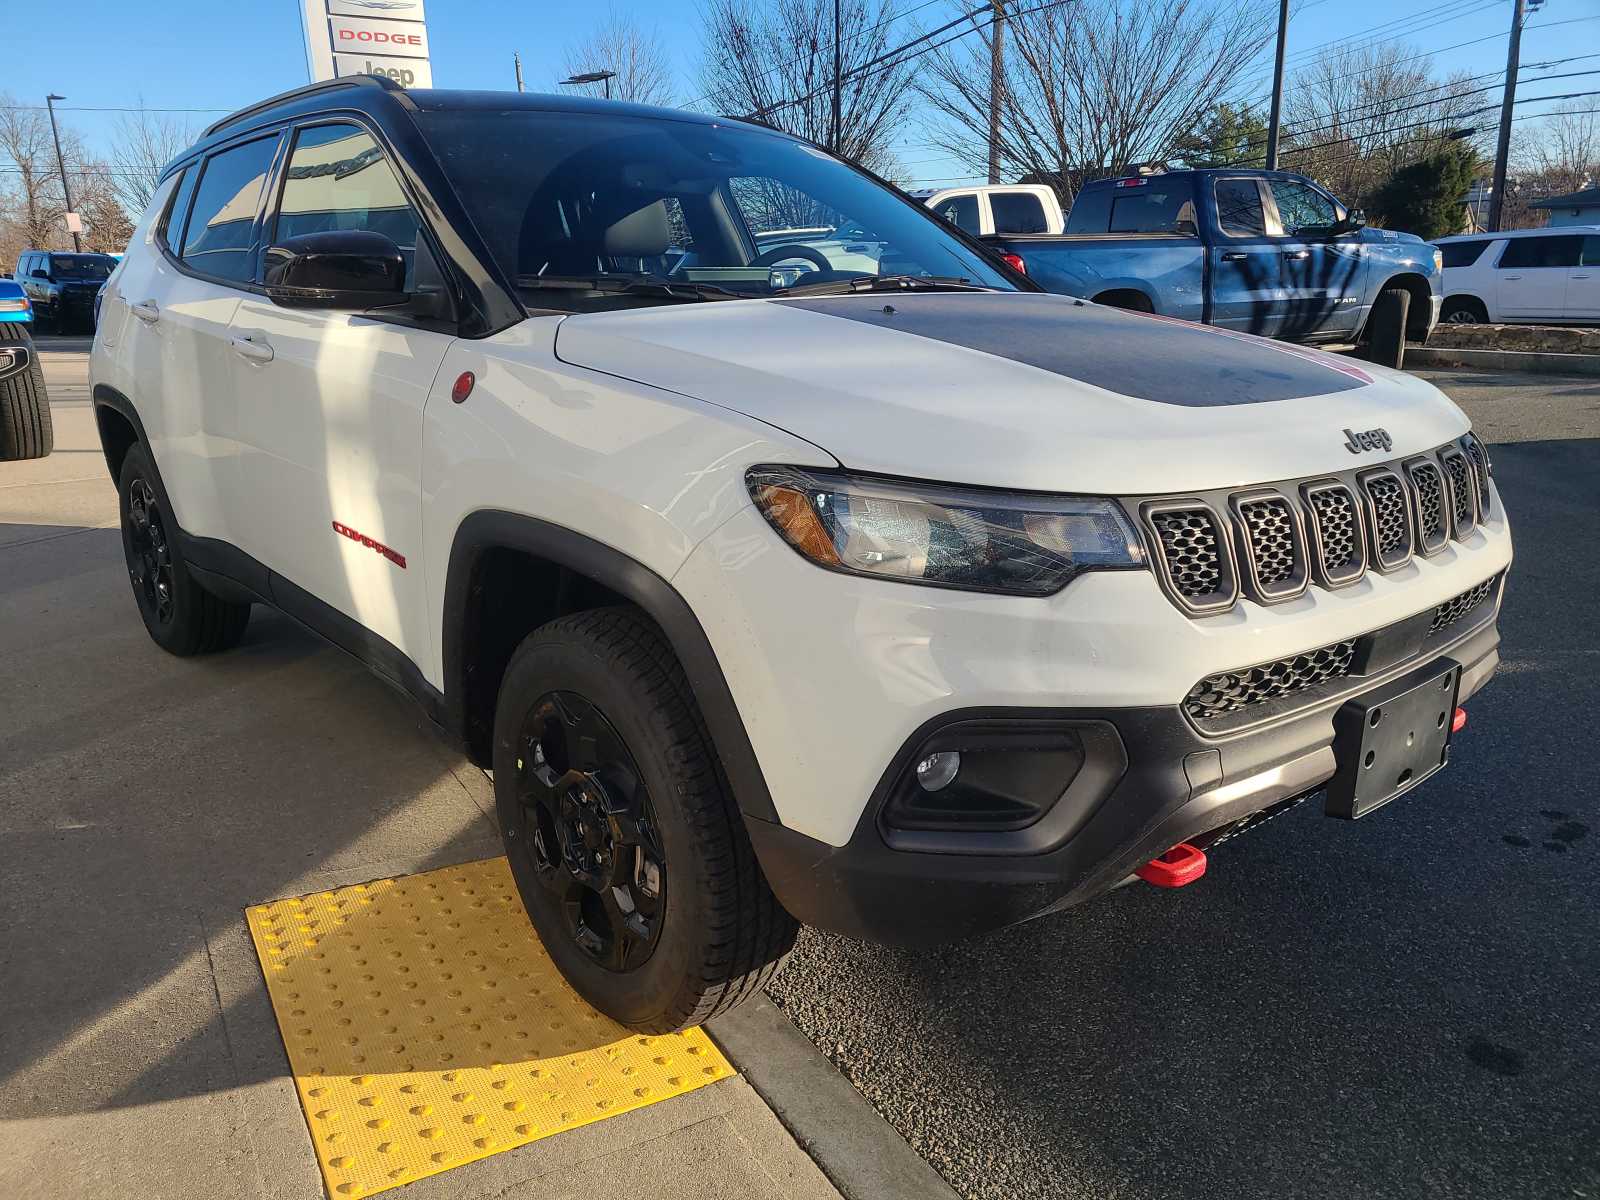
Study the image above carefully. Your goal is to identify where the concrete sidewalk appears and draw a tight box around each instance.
[0,344,845,1200]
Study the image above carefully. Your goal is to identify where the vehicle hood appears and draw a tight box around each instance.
[552,291,1468,494]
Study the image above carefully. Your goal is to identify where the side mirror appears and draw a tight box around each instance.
[32,268,50,280]
[1327,209,1367,237]
[263,230,407,310]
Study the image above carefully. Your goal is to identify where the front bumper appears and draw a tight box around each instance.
[745,598,1501,947]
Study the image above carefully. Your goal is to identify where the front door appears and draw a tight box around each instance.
[1208,177,1284,337]
[1265,177,1366,340]
[227,120,453,666]
[1495,234,1582,319]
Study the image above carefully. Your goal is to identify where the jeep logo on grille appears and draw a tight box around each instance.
[1343,426,1392,455]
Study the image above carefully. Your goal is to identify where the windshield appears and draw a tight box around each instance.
[48,254,114,280]
[414,109,1017,310]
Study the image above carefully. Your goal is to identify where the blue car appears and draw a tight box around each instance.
[0,276,52,459]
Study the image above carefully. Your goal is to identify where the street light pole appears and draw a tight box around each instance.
[44,94,81,252]
[1487,0,1527,232]
[514,52,525,93]
[1264,0,1289,170]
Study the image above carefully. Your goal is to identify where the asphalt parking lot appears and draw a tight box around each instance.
[3,335,1597,1200]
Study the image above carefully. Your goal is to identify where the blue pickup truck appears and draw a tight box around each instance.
[979,169,1442,368]
[0,276,51,460]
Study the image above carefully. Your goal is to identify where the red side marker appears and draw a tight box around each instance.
[451,371,475,404]
[1452,706,1467,733]
[1135,843,1207,888]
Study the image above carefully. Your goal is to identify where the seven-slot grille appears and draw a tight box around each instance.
[1136,437,1493,617]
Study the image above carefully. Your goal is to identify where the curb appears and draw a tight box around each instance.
[1406,346,1600,376]
[708,998,961,1200]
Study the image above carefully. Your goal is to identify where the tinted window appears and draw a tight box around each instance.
[1268,179,1336,233]
[933,194,979,234]
[273,122,420,284]
[1584,236,1600,268]
[183,135,280,282]
[1064,187,1112,234]
[1498,235,1582,269]
[160,166,199,253]
[1109,184,1197,234]
[47,254,115,280]
[990,191,1048,234]
[1214,179,1266,237]
[1439,239,1490,268]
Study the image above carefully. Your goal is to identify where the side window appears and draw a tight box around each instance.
[934,194,980,234]
[1583,236,1600,268]
[1214,179,1267,237]
[1499,235,1583,269]
[159,167,199,254]
[1109,185,1197,234]
[273,122,422,285]
[182,135,281,283]
[1268,180,1336,234]
[1439,240,1490,268]
[990,192,1047,235]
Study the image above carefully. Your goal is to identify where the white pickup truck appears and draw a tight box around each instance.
[909,183,1066,237]
[91,77,1509,1032]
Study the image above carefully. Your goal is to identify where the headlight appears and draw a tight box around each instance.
[746,465,1145,596]
[1432,248,1443,272]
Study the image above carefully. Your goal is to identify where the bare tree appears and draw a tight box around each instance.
[1278,43,1481,211]
[560,12,677,106]
[696,0,916,175]
[1516,101,1600,197]
[110,102,196,215]
[918,0,1278,204]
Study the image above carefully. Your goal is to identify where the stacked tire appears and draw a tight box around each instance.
[0,324,53,460]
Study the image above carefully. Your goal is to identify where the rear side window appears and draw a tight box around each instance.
[1498,235,1583,269]
[1109,184,1197,234]
[990,191,1048,234]
[1439,239,1491,268]
[159,167,199,253]
[934,193,979,234]
[182,135,281,282]
[1214,179,1267,237]
[1584,236,1600,267]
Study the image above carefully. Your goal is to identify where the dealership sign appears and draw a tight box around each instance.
[301,0,432,89]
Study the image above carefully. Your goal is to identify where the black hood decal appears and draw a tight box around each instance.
[778,292,1371,406]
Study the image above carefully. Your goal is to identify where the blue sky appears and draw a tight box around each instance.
[2,0,1594,189]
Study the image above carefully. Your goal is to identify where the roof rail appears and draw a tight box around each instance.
[202,75,403,138]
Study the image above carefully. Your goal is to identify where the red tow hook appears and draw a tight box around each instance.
[1135,842,1208,888]
[1452,706,1467,733]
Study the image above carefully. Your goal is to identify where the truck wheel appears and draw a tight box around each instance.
[0,324,52,460]
[1441,295,1488,325]
[1362,287,1410,370]
[118,444,251,655]
[493,606,797,1033]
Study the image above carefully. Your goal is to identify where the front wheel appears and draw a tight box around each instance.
[0,324,51,460]
[493,607,797,1032]
[1361,286,1410,370]
[1441,295,1488,325]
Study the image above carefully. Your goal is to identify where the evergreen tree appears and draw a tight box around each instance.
[1173,103,1268,168]
[1370,144,1479,239]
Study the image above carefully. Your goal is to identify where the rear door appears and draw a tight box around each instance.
[1568,235,1600,319]
[1495,234,1581,319]
[1265,177,1366,339]
[1207,177,1284,337]
[989,190,1051,236]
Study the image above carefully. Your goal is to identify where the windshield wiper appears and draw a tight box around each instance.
[773,274,992,298]
[514,275,742,303]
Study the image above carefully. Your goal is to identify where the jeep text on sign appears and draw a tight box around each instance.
[329,15,430,58]
[333,53,433,88]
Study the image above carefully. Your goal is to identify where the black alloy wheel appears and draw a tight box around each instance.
[511,690,666,973]
[126,476,175,626]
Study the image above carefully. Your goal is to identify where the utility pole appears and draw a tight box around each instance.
[1264,0,1289,169]
[1488,0,1527,232]
[44,94,81,252]
[988,0,1004,184]
[514,52,525,93]
[831,0,842,153]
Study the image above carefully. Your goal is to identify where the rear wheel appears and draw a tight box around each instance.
[118,444,252,655]
[493,607,796,1032]
[1361,286,1410,370]
[0,324,52,460]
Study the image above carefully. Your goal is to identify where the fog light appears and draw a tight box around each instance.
[915,751,961,792]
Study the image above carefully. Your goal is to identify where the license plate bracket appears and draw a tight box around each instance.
[1326,659,1460,820]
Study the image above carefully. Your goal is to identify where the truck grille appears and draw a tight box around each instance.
[1185,640,1358,721]
[1133,437,1492,617]
[1429,576,1499,636]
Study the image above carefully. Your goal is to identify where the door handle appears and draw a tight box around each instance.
[1573,273,1592,279]
[1502,274,1522,280]
[131,299,160,323]
[228,334,274,364]
[1221,252,1249,262]
[1282,249,1311,260]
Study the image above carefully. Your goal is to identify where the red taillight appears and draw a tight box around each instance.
[1452,706,1467,733]
[451,371,475,405]
[1001,252,1027,275]
[1135,843,1207,888]
[1114,177,1146,188]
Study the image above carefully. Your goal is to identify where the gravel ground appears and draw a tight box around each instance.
[767,388,1600,1200]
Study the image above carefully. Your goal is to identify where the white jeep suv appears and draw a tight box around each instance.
[91,77,1511,1032]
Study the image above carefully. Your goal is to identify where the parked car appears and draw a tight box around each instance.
[911,184,1066,236]
[0,276,52,459]
[14,249,118,333]
[979,169,1441,368]
[93,77,1509,1033]
[1433,226,1600,325]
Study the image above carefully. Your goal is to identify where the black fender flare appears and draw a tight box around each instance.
[442,510,780,824]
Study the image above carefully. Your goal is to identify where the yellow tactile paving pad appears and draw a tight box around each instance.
[246,857,733,1198]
